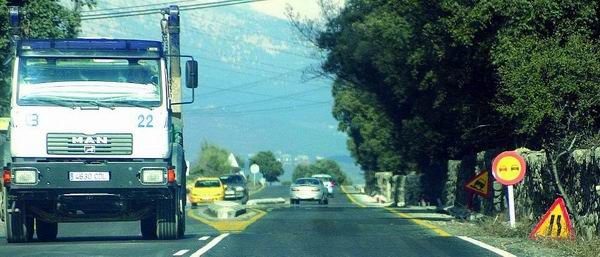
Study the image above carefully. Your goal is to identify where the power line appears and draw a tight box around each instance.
[190,101,331,116]
[189,27,317,60]
[197,55,300,75]
[81,0,266,20]
[82,0,249,18]
[81,0,200,13]
[197,86,327,111]
[113,27,313,74]
[199,69,300,97]
[184,11,310,49]
[81,0,201,13]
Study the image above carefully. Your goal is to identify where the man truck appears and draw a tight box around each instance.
[1,5,195,242]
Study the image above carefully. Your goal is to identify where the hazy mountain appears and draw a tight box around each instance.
[80,0,363,183]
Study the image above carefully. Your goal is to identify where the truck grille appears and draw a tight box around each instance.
[47,133,133,155]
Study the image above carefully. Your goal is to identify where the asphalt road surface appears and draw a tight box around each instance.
[0,185,503,257]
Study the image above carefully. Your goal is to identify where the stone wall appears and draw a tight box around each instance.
[444,148,600,239]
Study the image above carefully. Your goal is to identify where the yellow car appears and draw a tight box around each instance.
[189,177,225,206]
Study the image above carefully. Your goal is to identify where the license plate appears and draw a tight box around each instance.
[69,172,110,182]
[226,190,234,194]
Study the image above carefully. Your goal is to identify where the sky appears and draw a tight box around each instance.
[76,0,363,183]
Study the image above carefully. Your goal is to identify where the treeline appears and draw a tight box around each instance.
[292,159,349,185]
[304,0,600,200]
[0,0,96,115]
[189,142,284,183]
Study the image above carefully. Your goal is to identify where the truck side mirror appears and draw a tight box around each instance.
[185,60,198,89]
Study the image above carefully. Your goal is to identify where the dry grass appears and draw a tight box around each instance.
[441,214,600,257]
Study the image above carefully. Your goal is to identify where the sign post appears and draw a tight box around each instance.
[250,164,259,187]
[507,185,516,228]
[492,151,527,228]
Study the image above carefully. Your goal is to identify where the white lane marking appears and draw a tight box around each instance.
[173,249,190,256]
[190,233,230,257]
[198,236,210,241]
[457,236,517,257]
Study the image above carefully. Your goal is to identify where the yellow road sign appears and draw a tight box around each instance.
[492,151,526,185]
[529,198,575,240]
[464,170,490,197]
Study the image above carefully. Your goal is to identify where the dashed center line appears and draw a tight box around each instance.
[173,249,190,256]
[198,236,210,241]
[190,233,230,257]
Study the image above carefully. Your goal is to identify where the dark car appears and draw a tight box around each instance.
[219,174,249,204]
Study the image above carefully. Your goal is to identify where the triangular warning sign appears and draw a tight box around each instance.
[529,198,575,240]
[464,170,490,198]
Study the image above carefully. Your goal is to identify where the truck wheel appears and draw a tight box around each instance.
[36,219,58,241]
[26,216,34,241]
[176,188,185,238]
[5,202,32,243]
[156,198,178,240]
[141,215,157,239]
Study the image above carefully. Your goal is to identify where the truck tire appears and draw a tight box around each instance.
[156,198,178,240]
[36,219,58,241]
[141,215,157,239]
[5,201,32,243]
[26,216,34,241]
[177,188,185,238]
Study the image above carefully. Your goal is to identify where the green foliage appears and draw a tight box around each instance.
[250,151,284,183]
[190,142,232,177]
[292,159,348,185]
[0,0,96,116]
[305,0,600,199]
[308,0,600,201]
[493,34,600,146]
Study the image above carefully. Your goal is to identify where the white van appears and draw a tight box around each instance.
[311,174,335,197]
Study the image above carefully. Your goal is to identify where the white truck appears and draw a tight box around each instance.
[1,5,195,242]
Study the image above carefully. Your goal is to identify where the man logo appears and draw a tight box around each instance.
[71,136,108,144]
[84,145,96,153]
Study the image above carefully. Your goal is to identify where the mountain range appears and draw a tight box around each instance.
[79,0,363,183]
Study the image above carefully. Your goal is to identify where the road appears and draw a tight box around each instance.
[0,185,504,257]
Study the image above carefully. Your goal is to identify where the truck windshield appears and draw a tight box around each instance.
[17,57,161,107]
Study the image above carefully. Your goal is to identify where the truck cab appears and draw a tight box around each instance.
[2,37,195,242]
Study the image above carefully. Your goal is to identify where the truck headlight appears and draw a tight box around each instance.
[235,186,244,191]
[141,168,165,184]
[14,169,37,184]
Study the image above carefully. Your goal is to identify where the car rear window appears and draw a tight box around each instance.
[219,175,244,184]
[195,180,221,188]
[295,179,321,185]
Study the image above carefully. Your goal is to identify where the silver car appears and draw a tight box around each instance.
[290,178,328,205]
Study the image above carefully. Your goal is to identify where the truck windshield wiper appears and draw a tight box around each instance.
[110,101,154,110]
[28,98,76,109]
[85,101,115,110]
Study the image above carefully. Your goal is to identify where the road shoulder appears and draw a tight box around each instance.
[341,185,543,257]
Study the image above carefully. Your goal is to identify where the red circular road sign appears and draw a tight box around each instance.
[492,151,527,186]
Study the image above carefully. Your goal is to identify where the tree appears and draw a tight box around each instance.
[250,151,284,183]
[441,0,600,220]
[292,164,312,181]
[189,143,231,177]
[292,159,349,185]
[492,35,600,217]
[0,0,96,116]
[294,0,600,203]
